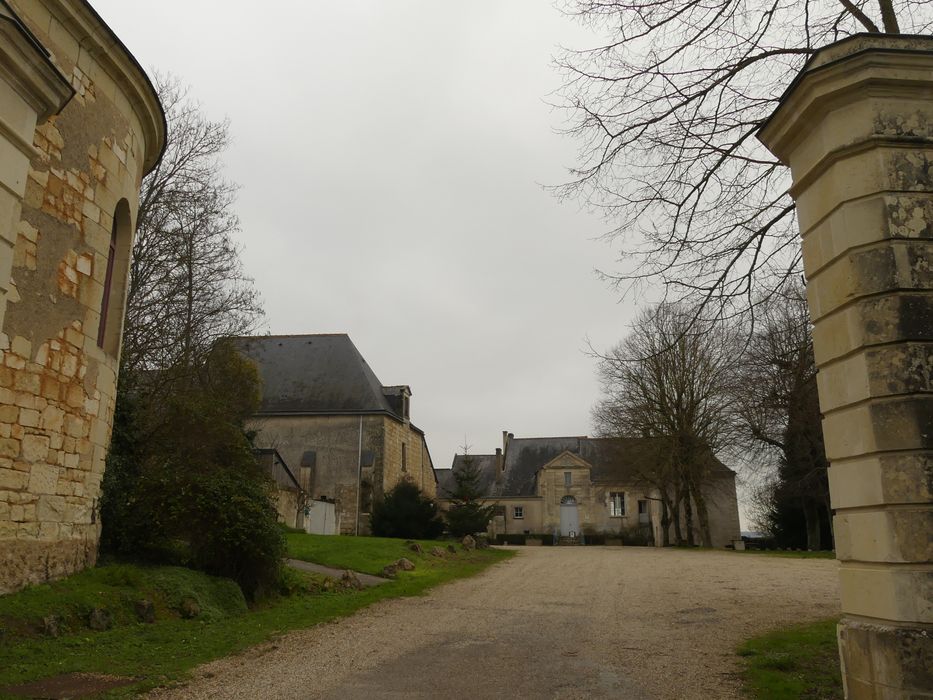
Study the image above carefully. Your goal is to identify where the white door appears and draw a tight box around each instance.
[559,496,580,537]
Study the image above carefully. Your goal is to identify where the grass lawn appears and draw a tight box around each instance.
[0,537,512,698]
[285,533,460,575]
[733,549,836,559]
[676,547,836,559]
[738,618,843,699]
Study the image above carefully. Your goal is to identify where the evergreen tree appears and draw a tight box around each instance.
[370,479,444,540]
[445,454,496,538]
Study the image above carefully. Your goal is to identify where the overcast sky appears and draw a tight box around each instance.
[92,1,645,466]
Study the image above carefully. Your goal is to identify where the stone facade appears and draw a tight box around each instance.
[249,413,435,535]
[438,434,741,548]
[255,448,305,529]
[235,334,438,536]
[0,0,164,594]
[758,35,932,698]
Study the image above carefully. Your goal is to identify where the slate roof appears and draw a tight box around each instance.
[442,435,734,499]
[436,454,500,499]
[233,334,403,417]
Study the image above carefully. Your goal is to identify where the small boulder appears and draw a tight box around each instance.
[42,614,61,637]
[88,607,113,631]
[430,546,446,558]
[179,597,201,619]
[476,536,490,549]
[447,544,457,554]
[395,557,415,571]
[461,535,476,551]
[135,599,156,624]
[322,578,335,592]
[408,542,423,555]
[340,570,364,590]
[382,564,398,579]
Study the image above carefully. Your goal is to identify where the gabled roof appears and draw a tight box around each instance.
[501,436,582,497]
[443,435,735,499]
[233,334,403,417]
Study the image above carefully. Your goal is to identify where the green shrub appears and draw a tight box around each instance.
[619,525,654,546]
[446,504,494,538]
[371,479,444,540]
[101,341,284,598]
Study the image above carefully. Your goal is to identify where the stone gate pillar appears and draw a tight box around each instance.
[758,36,932,698]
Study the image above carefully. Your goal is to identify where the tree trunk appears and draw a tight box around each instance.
[684,494,695,547]
[692,482,712,547]
[803,500,822,551]
[878,0,901,33]
[660,498,671,547]
[671,497,684,546]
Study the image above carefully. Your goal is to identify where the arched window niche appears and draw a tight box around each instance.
[96,198,132,356]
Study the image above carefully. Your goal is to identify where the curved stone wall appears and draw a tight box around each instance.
[0,0,163,593]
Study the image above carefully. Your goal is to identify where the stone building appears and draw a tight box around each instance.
[235,334,437,535]
[0,0,164,593]
[437,432,741,547]
[254,448,305,530]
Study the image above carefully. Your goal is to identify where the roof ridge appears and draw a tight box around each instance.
[231,332,350,340]
[509,435,589,441]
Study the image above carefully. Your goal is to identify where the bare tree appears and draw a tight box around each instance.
[733,282,830,549]
[121,74,263,384]
[593,303,741,545]
[555,1,932,315]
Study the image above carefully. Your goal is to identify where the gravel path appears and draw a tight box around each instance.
[285,559,388,587]
[147,547,839,700]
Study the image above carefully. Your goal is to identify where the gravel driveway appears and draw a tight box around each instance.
[147,547,839,699]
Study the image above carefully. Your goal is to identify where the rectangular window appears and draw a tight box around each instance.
[513,506,524,519]
[401,443,407,472]
[564,471,572,487]
[609,492,625,517]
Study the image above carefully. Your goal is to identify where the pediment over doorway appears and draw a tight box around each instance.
[540,450,592,471]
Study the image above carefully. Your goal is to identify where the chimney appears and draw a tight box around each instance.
[495,447,503,482]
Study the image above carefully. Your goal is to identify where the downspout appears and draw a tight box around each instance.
[355,415,363,536]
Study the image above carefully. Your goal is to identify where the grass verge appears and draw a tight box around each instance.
[0,537,512,698]
[285,533,461,575]
[733,550,836,559]
[738,618,842,699]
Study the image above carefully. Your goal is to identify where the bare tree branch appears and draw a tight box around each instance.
[122,74,264,399]
[555,0,931,316]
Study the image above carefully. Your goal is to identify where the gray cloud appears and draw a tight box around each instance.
[95,1,639,468]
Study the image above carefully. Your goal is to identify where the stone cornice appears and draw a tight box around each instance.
[0,12,73,132]
[42,0,166,174]
[758,34,933,165]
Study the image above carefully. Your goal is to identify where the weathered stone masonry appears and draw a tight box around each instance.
[759,35,932,699]
[0,0,164,594]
